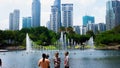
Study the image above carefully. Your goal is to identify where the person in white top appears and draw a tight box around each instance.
[64,51,69,68]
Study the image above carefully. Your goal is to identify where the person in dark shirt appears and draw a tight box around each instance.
[46,54,50,68]
[0,58,2,67]
[54,52,61,68]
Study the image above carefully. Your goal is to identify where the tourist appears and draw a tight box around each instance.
[0,58,2,68]
[46,54,49,59]
[46,54,50,68]
[38,53,50,68]
[53,52,61,68]
[64,51,69,68]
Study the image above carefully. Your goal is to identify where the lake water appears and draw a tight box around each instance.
[0,50,120,68]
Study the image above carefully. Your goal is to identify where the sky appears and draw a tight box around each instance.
[0,0,108,30]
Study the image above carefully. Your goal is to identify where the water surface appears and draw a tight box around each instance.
[0,50,120,68]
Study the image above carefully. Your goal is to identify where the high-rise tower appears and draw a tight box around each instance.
[83,15,95,26]
[9,13,13,30]
[62,4,73,27]
[32,0,40,27]
[50,0,61,32]
[22,17,32,28]
[9,9,20,30]
[106,0,120,30]
[13,10,20,30]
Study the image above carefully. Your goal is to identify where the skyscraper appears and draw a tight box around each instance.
[32,0,40,27]
[98,23,106,32]
[9,13,13,30]
[74,26,81,34]
[22,17,32,28]
[82,26,87,35]
[50,0,61,32]
[106,0,120,30]
[83,15,95,26]
[13,10,20,30]
[46,21,51,30]
[62,4,73,27]
[86,23,98,34]
[9,9,20,30]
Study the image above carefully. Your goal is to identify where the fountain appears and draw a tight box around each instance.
[64,34,67,50]
[59,32,67,50]
[0,34,120,68]
[26,33,32,52]
[87,37,94,49]
[59,32,64,50]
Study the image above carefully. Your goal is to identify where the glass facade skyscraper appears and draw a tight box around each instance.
[86,23,98,34]
[9,13,13,30]
[9,9,20,30]
[50,0,61,33]
[74,26,81,34]
[22,17,32,28]
[98,23,106,32]
[32,0,40,27]
[106,0,120,30]
[83,15,95,26]
[62,4,73,27]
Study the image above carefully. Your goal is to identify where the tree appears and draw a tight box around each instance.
[59,27,66,32]
[86,30,95,38]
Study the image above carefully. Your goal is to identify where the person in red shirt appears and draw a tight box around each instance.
[64,51,69,68]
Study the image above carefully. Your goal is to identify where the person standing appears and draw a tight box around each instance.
[38,53,50,68]
[46,54,50,68]
[0,59,2,68]
[64,51,69,68]
[54,52,61,68]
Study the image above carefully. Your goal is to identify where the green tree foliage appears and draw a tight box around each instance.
[59,27,91,45]
[95,25,120,46]
[86,30,95,38]
[0,27,58,47]
[0,26,91,48]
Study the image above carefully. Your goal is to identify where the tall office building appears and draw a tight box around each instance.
[9,13,13,30]
[106,0,120,30]
[32,0,40,27]
[98,23,106,32]
[86,23,98,34]
[50,0,61,32]
[9,9,20,30]
[62,4,73,27]
[74,26,81,34]
[83,15,95,26]
[46,21,51,30]
[82,26,87,35]
[22,17,32,28]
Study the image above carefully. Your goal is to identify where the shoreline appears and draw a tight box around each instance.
[1,45,120,51]
[95,45,120,50]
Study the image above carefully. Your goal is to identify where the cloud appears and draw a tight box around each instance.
[0,19,8,30]
[92,6,106,23]
[0,0,107,30]
[79,0,96,6]
[41,12,51,26]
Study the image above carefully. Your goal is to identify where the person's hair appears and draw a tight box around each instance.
[65,51,69,56]
[55,52,59,57]
[46,54,49,59]
[42,53,46,62]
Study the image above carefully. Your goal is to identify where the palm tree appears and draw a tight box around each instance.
[59,27,66,32]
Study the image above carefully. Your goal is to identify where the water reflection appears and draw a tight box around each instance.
[0,50,120,68]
